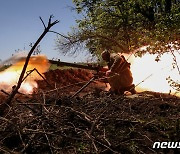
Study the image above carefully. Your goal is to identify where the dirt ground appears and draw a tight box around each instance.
[0,68,180,154]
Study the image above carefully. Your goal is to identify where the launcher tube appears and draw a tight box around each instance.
[49,60,99,71]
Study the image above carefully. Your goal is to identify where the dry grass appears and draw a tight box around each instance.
[0,69,180,153]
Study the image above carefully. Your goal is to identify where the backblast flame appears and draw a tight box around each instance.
[129,52,180,97]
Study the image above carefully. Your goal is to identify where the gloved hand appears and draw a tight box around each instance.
[106,70,112,76]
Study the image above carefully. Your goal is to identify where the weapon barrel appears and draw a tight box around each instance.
[49,60,98,71]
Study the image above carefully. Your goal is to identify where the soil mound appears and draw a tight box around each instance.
[38,68,94,89]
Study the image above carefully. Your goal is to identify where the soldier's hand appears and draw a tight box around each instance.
[106,70,112,76]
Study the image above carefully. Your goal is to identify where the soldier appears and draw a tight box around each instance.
[101,50,136,94]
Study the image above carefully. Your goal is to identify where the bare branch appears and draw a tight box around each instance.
[170,50,180,75]
[1,15,59,117]
[48,15,54,26]
[39,16,46,29]
[49,31,70,40]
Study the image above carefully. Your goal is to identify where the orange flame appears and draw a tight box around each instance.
[0,55,50,94]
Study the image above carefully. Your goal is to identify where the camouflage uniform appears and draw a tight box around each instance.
[104,53,135,94]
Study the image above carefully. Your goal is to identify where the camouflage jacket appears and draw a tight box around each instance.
[107,53,130,73]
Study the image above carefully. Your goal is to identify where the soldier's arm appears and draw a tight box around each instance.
[110,56,122,72]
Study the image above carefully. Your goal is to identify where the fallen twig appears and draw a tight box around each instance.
[22,68,52,88]
[71,76,96,98]
[1,89,39,115]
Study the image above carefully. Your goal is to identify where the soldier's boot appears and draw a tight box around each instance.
[128,84,136,94]
[121,84,136,94]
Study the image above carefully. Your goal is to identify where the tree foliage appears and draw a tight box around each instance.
[56,0,179,57]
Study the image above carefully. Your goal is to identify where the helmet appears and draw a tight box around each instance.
[101,50,110,61]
